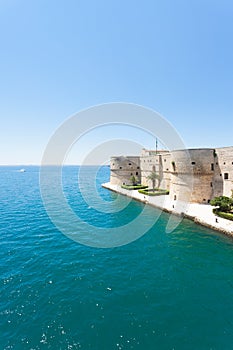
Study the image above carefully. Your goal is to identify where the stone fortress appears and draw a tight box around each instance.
[110,147,233,204]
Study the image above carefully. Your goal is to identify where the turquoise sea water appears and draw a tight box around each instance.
[1,166,233,350]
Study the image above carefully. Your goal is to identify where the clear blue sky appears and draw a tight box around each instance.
[0,0,233,164]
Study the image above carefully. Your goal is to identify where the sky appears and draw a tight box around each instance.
[0,0,233,164]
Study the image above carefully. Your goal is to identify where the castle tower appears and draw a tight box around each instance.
[169,149,215,204]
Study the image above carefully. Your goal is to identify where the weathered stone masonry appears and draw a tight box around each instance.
[110,147,233,204]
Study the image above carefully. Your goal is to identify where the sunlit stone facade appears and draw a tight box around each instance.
[110,147,233,204]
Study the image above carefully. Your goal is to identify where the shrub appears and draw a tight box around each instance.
[210,196,233,212]
[121,184,148,190]
[138,189,169,196]
[213,209,233,221]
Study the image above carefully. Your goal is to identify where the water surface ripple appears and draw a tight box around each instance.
[1,166,233,350]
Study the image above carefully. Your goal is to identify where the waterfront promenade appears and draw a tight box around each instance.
[103,183,233,237]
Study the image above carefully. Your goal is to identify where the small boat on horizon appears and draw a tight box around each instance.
[19,168,26,173]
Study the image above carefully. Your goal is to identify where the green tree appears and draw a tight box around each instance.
[210,196,233,213]
[147,171,160,192]
[130,175,138,186]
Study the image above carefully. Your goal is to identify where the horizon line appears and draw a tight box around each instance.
[0,164,110,166]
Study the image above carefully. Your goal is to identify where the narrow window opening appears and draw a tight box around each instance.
[224,173,229,180]
[191,162,196,165]
[172,161,176,171]
[211,163,214,171]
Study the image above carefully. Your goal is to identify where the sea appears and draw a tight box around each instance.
[1,166,233,350]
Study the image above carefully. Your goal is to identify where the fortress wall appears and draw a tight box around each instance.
[140,152,171,189]
[170,149,215,174]
[110,156,141,185]
[169,174,193,203]
[213,158,223,198]
[109,147,233,202]
[191,175,214,203]
[214,147,233,197]
[140,154,160,186]
[169,149,215,203]
[158,154,171,190]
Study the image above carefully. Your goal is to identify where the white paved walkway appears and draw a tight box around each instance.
[102,182,233,236]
